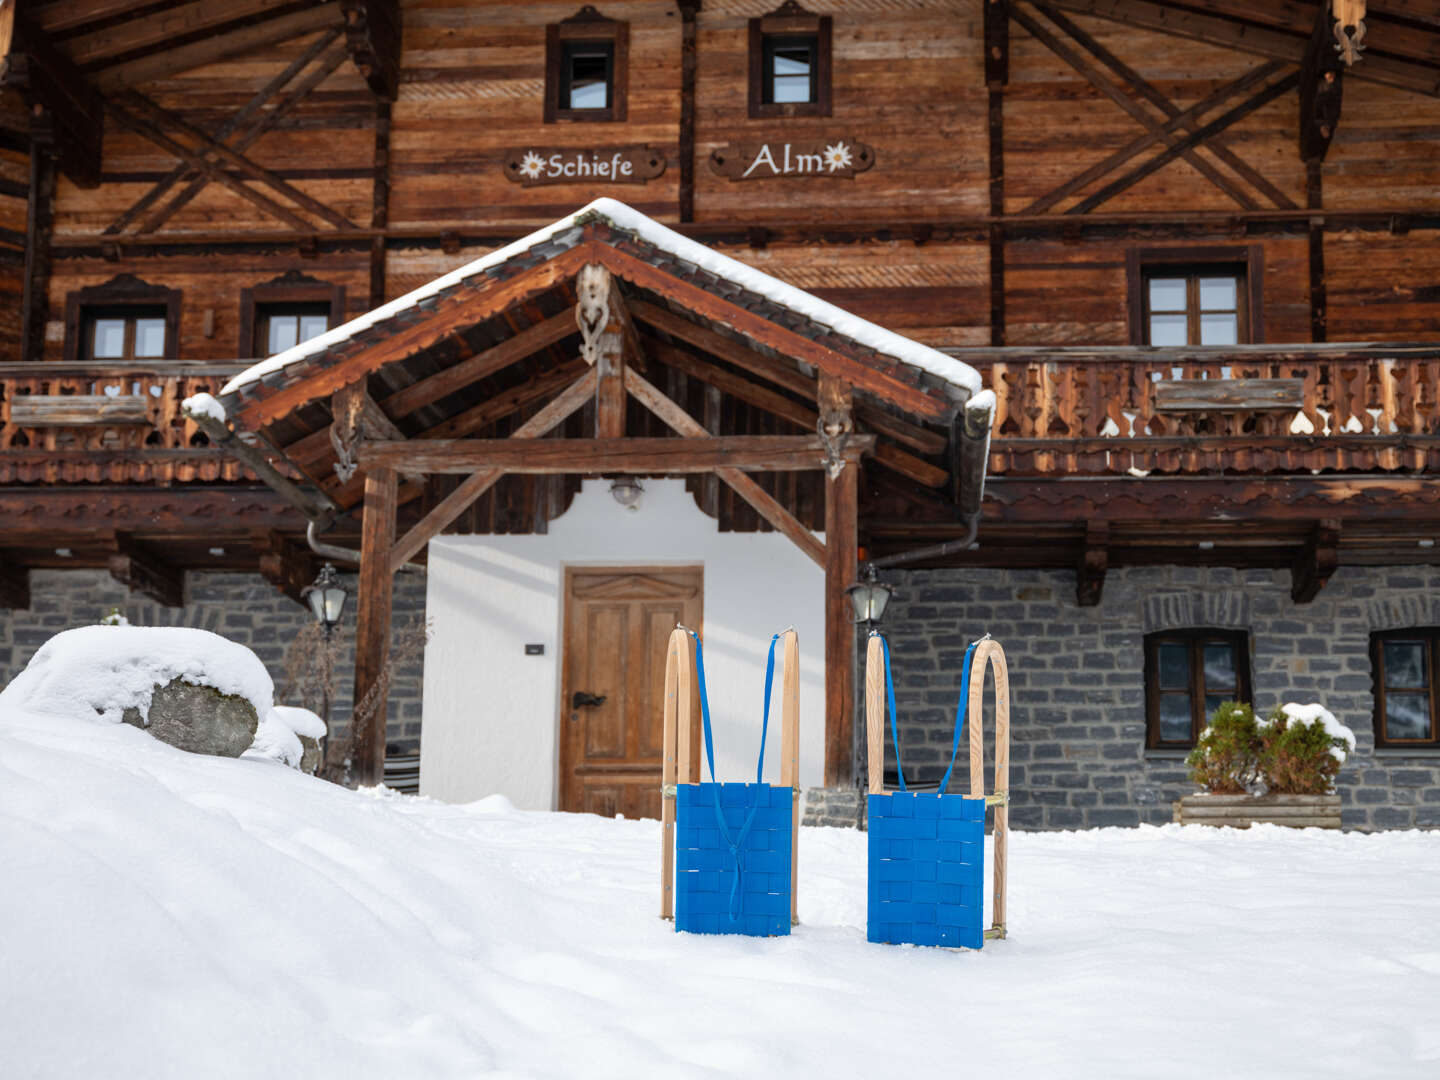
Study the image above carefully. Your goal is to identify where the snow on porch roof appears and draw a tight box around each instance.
[219,198,983,401]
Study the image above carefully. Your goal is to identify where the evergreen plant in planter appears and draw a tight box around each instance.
[1174,702,1355,829]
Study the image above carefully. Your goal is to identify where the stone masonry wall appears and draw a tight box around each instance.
[0,569,427,755]
[878,564,1440,831]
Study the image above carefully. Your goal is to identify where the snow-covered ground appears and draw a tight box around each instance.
[3,708,1438,1079]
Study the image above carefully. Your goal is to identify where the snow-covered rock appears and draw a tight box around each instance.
[0,625,273,726]
[247,705,327,772]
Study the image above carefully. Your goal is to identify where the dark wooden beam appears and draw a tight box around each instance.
[386,368,598,573]
[0,555,31,610]
[1011,4,1266,212]
[92,4,343,91]
[1067,69,1301,215]
[111,92,360,232]
[821,374,857,788]
[20,149,55,363]
[369,98,391,307]
[1043,0,1440,98]
[590,271,628,439]
[1035,4,1297,209]
[256,529,313,606]
[108,534,185,607]
[0,487,307,534]
[1291,519,1341,603]
[623,367,827,567]
[1300,4,1345,162]
[987,1,1007,346]
[354,435,871,475]
[1076,520,1108,606]
[351,464,397,787]
[1308,160,1327,342]
[678,0,700,222]
[341,0,401,102]
[5,13,104,188]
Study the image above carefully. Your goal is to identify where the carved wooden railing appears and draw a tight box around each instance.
[0,362,253,484]
[3,346,1438,486]
[968,343,1440,476]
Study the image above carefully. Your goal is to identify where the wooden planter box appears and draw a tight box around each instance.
[1173,794,1342,830]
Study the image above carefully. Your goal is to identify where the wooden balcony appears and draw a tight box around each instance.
[0,361,251,485]
[962,342,1440,477]
[3,345,1438,490]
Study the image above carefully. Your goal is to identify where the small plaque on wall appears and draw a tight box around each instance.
[708,138,875,181]
[503,146,667,186]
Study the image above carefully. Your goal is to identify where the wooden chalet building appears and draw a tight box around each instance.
[2,0,1439,829]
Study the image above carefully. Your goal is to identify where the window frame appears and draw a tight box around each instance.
[238,276,345,359]
[63,275,181,365]
[748,4,832,119]
[545,7,629,124]
[1143,628,1253,750]
[1370,628,1440,748]
[1126,245,1264,347]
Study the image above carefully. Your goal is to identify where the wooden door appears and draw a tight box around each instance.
[560,566,702,819]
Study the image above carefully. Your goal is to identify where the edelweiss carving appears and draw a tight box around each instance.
[818,407,854,480]
[329,385,367,484]
[575,264,612,366]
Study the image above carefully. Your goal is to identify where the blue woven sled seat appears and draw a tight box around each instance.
[673,629,793,937]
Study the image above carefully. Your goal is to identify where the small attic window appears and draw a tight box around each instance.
[749,3,832,119]
[546,7,628,124]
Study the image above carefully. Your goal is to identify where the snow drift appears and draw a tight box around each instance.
[2,702,1439,1078]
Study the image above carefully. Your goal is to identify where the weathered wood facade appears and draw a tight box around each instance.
[2,1,1439,794]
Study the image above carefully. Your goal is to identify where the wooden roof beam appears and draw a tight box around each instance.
[3,12,103,187]
[108,534,184,607]
[0,553,30,610]
[1076,521,1109,606]
[341,0,401,102]
[1301,4,1346,162]
[1043,0,1440,97]
[1291,519,1341,602]
[629,298,947,455]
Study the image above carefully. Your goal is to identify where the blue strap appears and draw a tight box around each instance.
[878,633,906,792]
[937,641,979,795]
[686,628,770,923]
[874,632,978,796]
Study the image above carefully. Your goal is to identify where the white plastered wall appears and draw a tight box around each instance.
[420,478,827,809]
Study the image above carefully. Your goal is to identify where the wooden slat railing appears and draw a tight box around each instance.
[2,345,1439,485]
[964,344,1440,477]
[0,361,253,485]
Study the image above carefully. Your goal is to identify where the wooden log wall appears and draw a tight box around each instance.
[19,2,1440,368]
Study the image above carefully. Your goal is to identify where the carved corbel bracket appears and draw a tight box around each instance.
[575,264,612,366]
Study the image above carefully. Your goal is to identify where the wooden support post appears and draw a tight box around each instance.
[660,626,691,920]
[1299,5,1345,163]
[967,639,1011,939]
[1291,519,1341,603]
[0,557,31,610]
[1308,161,1327,343]
[352,466,398,787]
[865,633,885,795]
[20,146,55,363]
[678,1,700,223]
[986,0,1007,346]
[780,628,800,925]
[341,0,402,102]
[256,530,313,606]
[821,375,858,788]
[1076,521,1109,607]
[370,99,391,308]
[7,13,104,188]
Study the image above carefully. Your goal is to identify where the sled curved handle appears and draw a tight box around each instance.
[660,627,692,920]
[966,638,1011,939]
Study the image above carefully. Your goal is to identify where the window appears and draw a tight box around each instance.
[1371,629,1440,747]
[238,274,345,359]
[1144,629,1252,749]
[545,7,628,124]
[1127,246,1264,346]
[749,3,832,118]
[84,308,169,361]
[256,304,332,357]
[63,275,181,364]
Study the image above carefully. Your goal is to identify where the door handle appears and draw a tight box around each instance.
[572,691,607,709]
